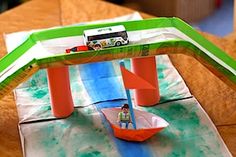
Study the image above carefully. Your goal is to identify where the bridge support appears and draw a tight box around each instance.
[131,57,160,106]
[47,67,74,118]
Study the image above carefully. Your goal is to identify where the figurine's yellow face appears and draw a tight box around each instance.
[122,108,129,113]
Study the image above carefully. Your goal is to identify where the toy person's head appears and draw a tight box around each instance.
[121,104,129,113]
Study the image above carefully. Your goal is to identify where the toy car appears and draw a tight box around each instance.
[65,45,89,53]
[83,25,129,50]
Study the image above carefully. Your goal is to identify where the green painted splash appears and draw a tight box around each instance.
[29,70,48,87]
[76,149,105,157]
[32,88,48,99]
[22,66,86,108]
[157,61,170,103]
[39,124,66,157]
[39,108,115,157]
[22,70,49,100]
[144,101,223,157]
[40,105,51,111]
[25,86,49,102]
[69,66,79,82]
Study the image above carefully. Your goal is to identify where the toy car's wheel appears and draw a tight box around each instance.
[65,49,71,53]
[115,41,122,46]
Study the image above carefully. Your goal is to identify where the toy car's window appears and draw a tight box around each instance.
[87,36,91,41]
[118,31,128,40]
[87,31,127,41]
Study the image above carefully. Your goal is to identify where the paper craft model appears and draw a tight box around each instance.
[0,18,235,142]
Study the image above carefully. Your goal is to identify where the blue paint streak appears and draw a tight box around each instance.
[79,61,126,103]
[79,61,153,157]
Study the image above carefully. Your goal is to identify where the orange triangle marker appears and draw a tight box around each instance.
[120,65,156,90]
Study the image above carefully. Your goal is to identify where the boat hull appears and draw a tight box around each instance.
[101,108,169,142]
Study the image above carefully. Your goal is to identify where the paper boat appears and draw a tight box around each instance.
[101,108,169,142]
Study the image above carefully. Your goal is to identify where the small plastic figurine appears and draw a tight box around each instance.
[117,104,131,129]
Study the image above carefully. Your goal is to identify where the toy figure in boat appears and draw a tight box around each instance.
[117,104,132,129]
[102,107,169,142]
[101,60,169,142]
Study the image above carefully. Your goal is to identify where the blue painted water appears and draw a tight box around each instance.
[79,62,154,157]
[79,61,126,103]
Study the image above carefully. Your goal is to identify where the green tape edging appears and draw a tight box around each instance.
[0,17,235,94]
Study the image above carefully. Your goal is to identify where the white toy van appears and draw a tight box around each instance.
[83,25,129,50]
